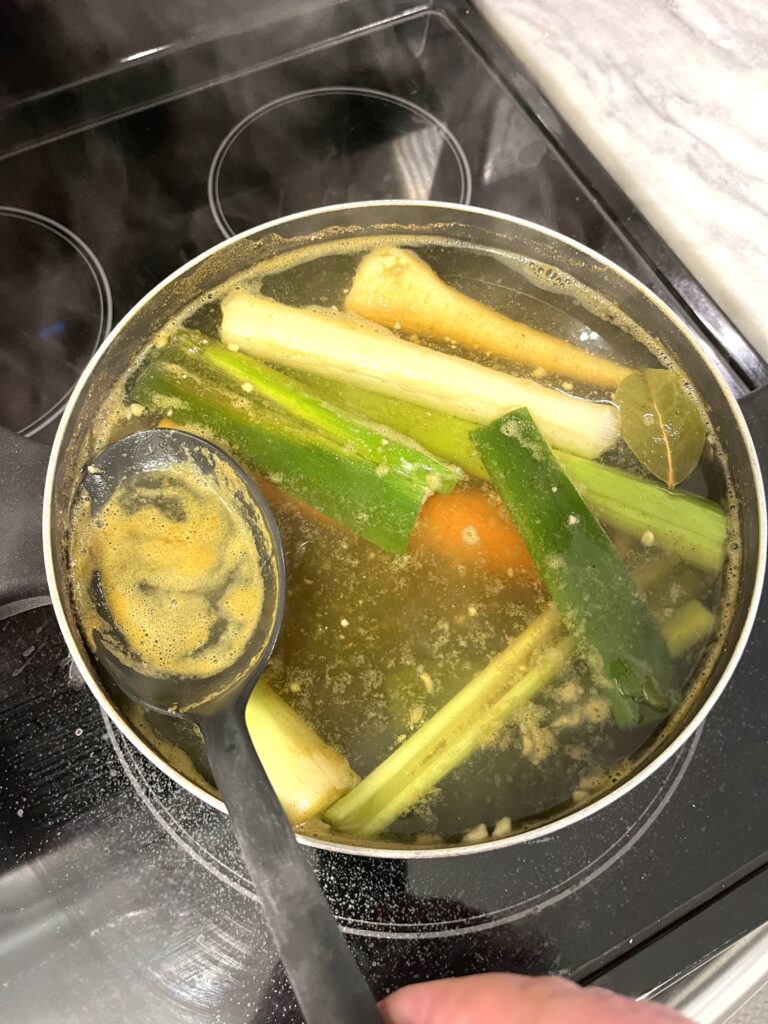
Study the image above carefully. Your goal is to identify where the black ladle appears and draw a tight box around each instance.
[80,429,381,1024]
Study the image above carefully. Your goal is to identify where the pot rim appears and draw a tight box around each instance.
[43,199,767,860]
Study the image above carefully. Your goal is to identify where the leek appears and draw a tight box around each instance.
[219,291,620,460]
[300,374,727,573]
[202,345,460,495]
[324,589,712,838]
[292,371,485,479]
[130,358,429,554]
[246,681,359,826]
[323,608,568,838]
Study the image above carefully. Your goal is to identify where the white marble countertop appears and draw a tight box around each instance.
[478,0,768,363]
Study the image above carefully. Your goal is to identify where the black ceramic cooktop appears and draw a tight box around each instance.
[0,3,766,1021]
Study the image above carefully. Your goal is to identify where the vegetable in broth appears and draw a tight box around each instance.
[298,371,727,573]
[345,245,632,389]
[472,409,677,728]
[76,235,736,847]
[616,368,707,488]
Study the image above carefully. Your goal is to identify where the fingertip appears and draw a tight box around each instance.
[380,975,691,1024]
[379,973,567,1024]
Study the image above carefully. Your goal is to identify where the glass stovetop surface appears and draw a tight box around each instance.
[0,1,751,445]
[0,4,766,1021]
[2,592,766,1023]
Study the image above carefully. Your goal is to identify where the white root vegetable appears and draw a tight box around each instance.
[221,292,620,460]
[246,681,359,825]
[344,247,631,390]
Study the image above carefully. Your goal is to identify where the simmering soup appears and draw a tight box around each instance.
[70,233,739,848]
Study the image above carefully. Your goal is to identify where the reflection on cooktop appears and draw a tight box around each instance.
[110,712,697,938]
[208,87,472,236]
[0,207,112,436]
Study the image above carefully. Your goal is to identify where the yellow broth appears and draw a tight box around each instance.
[96,236,737,846]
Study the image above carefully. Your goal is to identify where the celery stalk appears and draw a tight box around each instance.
[292,371,487,479]
[553,451,727,574]
[323,608,567,838]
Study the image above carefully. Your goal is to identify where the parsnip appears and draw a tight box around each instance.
[344,247,631,390]
[220,292,620,460]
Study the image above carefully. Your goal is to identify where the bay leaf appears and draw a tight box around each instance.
[615,369,706,488]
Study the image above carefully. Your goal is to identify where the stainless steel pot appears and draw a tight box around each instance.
[2,201,765,858]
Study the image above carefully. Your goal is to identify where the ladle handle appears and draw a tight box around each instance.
[199,704,382,1024]
[0,426,52,620]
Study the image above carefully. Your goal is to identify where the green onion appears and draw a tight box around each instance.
[324,608,569,838]
[324,582,710,838]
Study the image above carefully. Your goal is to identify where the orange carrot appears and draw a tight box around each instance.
[410,486,538,581]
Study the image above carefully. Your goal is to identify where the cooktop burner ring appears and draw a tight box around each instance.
[108,713,699,941]
[0,206,112,437]
[207,86,473,238]
[322,735,700,939]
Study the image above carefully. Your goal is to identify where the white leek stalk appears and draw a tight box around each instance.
[221,292,619,460]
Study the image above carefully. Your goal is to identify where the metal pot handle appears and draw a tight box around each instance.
[0,426,51,621]
[738,384,768,473]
